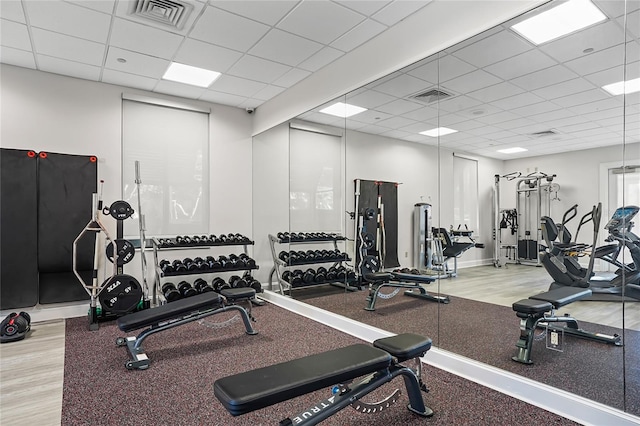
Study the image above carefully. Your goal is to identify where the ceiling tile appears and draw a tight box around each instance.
[375,115,417,129]
[273,68,312,88]
[509,100,562,117]
[349,109,393,124]
[438,113,471,126]
[373,73,433,97]
[277,1,365,44]
[442,69,502,93]
[484,49,557,80]
[437,95,485,114]
[549,88,611,109]
[511,65,578,91]
[110,18,183,60]
[331,19,387,52]
[105,47,169,79]
[153,80,207,99]
[1,19,31,51]
[532,78,598,100]
[228,55,291,83]
[31,28,105,66]
[357,123,390,134]
[210,74,266,97]
[175,39,243,73]
[200,90,247,107]
[372,0,430,26]
[336,1,390,16]
[298,47,344,72]
[379,129,414,139]
[408,54,475,85]
[249,29,323,67]
[539,20,626,63]
[584,64,626,86]
[0,46,35,68]
[528,107,575,123]
[101,68,158,91]
[1,1,26,23]
[474,110,521,126]
[452,119,489,132]
[347,89,396,109]
[454,30,532,69]
[190,6,270,52]
[467,82,524,103]
[253,85,286,101]
[304,111,345,126]
[567,97,624,115]
[211,0,298,25]
[67,1,116,15]
[376,98,422,115]
[489,92,548,111]
[36,54,101,81]
[25,0,111,43]
[402,106,438,122]
[401,121,436,133]
[620,9,640,38]
[564,44,626,76]
[238,98,264,109]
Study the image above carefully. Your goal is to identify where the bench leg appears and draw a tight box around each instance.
[512,316,541,364]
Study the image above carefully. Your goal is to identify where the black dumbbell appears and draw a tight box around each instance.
[178,281,198,297]
[336,266,347,281]
[159,260,174,274]
[291,269,303,286]
[305,250,317,261]
[194,278,214,293]
[172,259,187,272]
[218,234,228,244]
[218,255,229,269]
[347,270,356,281]
[229,275,248,288]
[192,235,201,244]
[326,267,337,281]
[212,277,230,292]
[278,251,289,262]
[162,282,181,302]
[315,267,327,283]
[207,256,222,270]
[239,253,256,268]
[282,270,292,283]
[246,277,262,293]
[208,234,218,243]
[183,257,198,272]
[303,268,316,284]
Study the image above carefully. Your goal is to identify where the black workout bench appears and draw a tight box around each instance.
[214,333,433,425]
[364,271,449,311]
[512,286,621,364]
[116,288,258,370]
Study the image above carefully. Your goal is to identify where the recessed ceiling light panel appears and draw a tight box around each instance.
[162,62,221,88]
[419,127,458,137]
[602,77,640,96]
[319,102,367,118]
[511,0,606,45]
[497,147,528,154]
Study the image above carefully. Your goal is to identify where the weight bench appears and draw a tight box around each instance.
[214,333,433,425]
[432,227,478,277]
[116,289,258,370]
[364,271,449,311]
[512,286,621,364]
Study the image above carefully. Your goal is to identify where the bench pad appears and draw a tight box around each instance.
[373,333,432,362]
[391,272,435,284]
[214,344,392,416]
[513,298,553,314]
[220,287,255,300]
[117,292,222,332]
[529,287,592,308]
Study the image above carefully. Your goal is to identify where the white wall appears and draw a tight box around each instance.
[1,64,254,286]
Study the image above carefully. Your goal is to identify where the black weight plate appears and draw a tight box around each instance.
[109,200,134,220]
[106,239,135,265]
[98,274,142,314]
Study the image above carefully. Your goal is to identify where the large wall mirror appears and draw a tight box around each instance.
[253,0,640,415]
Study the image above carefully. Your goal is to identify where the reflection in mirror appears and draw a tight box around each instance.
[254,0,639,416]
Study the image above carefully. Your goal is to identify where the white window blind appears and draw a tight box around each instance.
[122,98,209,238]
[452,154,479,233]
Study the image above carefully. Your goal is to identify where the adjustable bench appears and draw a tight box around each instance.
[214,333,433,425]
[512,286,621,364]
[116,289,258,370]
[364,271,449,311]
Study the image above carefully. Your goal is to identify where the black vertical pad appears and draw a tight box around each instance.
[1,149,39,309]
[355,179,379,266]
[379,182,400,268]
[37,152,96,304]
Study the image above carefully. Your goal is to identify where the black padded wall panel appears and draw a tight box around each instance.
[37,152,96,304]
[0,149,39,309]
[379,182,400,268]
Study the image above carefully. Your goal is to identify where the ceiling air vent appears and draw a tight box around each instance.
[529,130,558,138]
[130,0,193,30]
[409,88,455,105]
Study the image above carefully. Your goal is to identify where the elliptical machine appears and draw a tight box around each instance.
[542,203,640,299]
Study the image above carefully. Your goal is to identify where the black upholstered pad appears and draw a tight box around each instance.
[117,292,222,332]
[373,333,432,362]
[529,287,591,308]
[512,298,553,314]
[391,272,435,284]
[364,272,392,282]
[443,242,475,257]
[214,344,392,416]
[220,287,255,300]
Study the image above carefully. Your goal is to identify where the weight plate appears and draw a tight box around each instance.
[106,239,135,265]
[99,274,142,314]
[108,200,134,220]
[363,233,375,250]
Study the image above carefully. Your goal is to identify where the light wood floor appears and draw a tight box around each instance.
[1,264,638,425]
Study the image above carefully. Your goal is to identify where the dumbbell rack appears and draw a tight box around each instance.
[268,233,359,296]
[151,236,261,305]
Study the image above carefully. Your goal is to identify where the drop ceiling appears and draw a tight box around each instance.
[0,0,639,160]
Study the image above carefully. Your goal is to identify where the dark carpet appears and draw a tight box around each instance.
[304,288,640,416]
[62,303,577,425]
